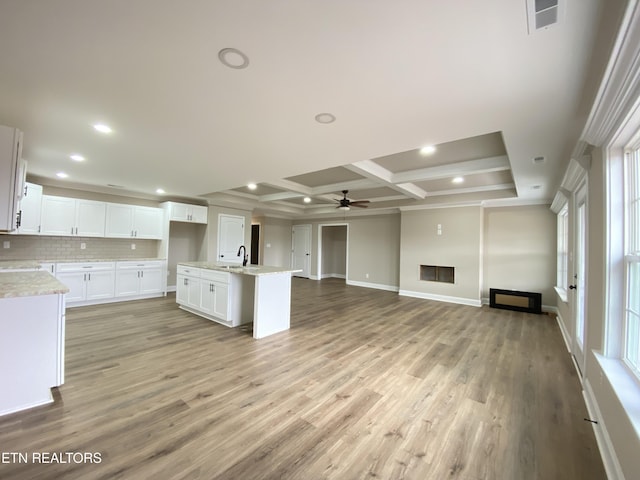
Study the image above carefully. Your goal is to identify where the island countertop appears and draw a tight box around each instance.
[0,271,70,298]
[178,262,302,277]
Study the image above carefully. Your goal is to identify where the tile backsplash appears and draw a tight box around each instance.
[0,235,159,260]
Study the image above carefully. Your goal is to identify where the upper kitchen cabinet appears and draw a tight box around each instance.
[13,182,42,235]
[0,125,26,232]
[163,201,208,224]
[41,196,106,237]
[105,203,163,240]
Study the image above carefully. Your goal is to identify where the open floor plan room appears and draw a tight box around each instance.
[0,278,604,480]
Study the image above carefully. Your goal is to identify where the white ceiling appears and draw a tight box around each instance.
[0,0,623,217]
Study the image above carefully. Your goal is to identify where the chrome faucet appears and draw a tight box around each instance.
[237,245,248,266]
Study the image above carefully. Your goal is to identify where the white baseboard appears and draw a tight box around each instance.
[346,280,399,292]
[320,273,346,279]
[399,289,481,307]
[554,309,572,353]
[167,285,176,293]
[583,378,626,480]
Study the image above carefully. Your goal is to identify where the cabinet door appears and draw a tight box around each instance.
[187,277,201,309]
[139,267,163,294]
[56,272,86,302]
[17,182,42,234]
[199,281,214,315]
[105,203,135,238]
[213,282,229,320]
[85,270,115,300]
[76,200,106,237]
[191,205,208,224]
[169,203,190,222]
[134,206,163,239]
[115,269,140,297]
[41,196,76,236]
[176,274,188,304]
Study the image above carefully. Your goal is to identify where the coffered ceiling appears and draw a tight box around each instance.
[0,0,625,218]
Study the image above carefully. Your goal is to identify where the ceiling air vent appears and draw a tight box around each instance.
[526,0,561,34]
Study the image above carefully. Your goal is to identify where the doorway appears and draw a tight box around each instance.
[251,224,260,265]
[318,224,348,281]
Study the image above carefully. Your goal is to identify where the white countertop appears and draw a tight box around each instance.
[0,271,70,298]
[178,262,302,277]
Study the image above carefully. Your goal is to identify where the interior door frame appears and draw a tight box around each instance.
[317,223,349,281]
[572,179,588,374]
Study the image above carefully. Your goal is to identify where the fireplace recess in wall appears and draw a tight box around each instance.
[489,288,542,314]
[420,265,455,284]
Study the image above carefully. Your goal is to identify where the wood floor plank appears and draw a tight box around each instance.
[0,278,606,479]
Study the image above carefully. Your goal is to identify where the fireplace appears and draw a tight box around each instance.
[489,288,542,314]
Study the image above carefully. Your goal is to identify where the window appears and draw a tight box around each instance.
[624,147,640,377]
[557,204,569,293]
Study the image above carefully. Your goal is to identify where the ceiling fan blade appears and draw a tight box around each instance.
[351,203,368,208]
[349,200,370,204]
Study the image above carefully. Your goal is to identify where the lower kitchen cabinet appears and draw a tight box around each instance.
[115,261,164,298]
[55,262,115,303]
[176,265,248,327]
[54,259,166,307]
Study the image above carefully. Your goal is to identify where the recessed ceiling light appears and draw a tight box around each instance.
[420,145,436,155]
[56,172,68,178]
[156,188,165,194]
[452,176,464,184]
[218,48,250,69]
[247,183,257,190]
[315,113,336,124]
[93,124,112,134]
[303,197,311,203]
[70,154,85,162]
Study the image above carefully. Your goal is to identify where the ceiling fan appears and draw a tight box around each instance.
[335,190,370,210]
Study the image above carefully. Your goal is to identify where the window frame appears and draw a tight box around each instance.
[555,203,569,302]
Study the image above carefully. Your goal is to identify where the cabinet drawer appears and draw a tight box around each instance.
[56,261,115,272]
[177,265,200,277]
[200,269,230,283]
[117,260,164,270]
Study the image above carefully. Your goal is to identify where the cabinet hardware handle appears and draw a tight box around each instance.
[75,227,78,235]
[88,273,91,281]
[84,273,86,281]
[141,271,144,278]
[72,227,74,235]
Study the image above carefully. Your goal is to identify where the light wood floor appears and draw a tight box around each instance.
[0,278,605,479]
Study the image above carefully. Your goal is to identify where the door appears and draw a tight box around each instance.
[292,224,311,278]
[115,269,140,297]
[218,214,245,263]
[56,272,86,302]
[139,267,164,294]
[17,182,42,234]
[76,199,106,237]
[85,270,115,300]
[41,196,76,236]
[572,182,588,372]
[134,206,163,239]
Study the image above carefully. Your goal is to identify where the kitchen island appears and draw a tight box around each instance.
[176,263,301,339]
[0,270,68,416]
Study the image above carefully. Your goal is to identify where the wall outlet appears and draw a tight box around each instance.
[365,273,369,279]
[266,243,271,248]
[131,243,136,250]
[80,242,86,250]
[437,224,442,236]
[3,240,9,249]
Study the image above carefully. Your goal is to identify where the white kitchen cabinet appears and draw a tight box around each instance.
[115,260,165,298]
[39,262,56,275]
[176,265,201,310]
[0,125,25,232]
[13,182,42,235]
[199,269,230,320]
[41,196,106,237]
[105,203,163,239]
[164,201,208,224]
[55,262,115,305]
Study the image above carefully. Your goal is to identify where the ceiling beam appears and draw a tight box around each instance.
[391,155,511,183]
[345,160,426,199]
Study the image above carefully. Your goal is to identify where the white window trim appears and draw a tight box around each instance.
[555,203,569,303]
